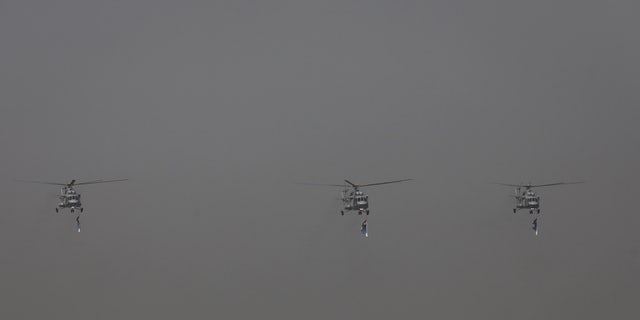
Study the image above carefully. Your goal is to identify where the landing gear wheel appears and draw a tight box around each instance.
[529,209,533,214]
[71,209,75,213]
[513,208,516,213]
[537,209,540,214]
[55,208,59,213]
[366,210,369,215]
[80,208,84,213]
[341,211,344,216]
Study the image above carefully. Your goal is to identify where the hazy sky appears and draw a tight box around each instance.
[1,1,639,319]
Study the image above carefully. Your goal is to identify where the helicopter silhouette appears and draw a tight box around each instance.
[494,181,584,214]
[300,179,412,215]
[19,178,127,213]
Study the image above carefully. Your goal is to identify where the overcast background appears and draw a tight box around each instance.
[1,1,639,319]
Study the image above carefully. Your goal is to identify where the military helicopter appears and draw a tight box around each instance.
[301,179,412,215]
[19,179,127,213]
[494,181,584,214]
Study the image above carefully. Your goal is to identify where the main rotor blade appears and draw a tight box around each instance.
[529,181,584,188]
[492,181,584,188]
[358,179,412,187]
[297,179,412,188]
[74,179,128,186]
[15,180,66,186]
[491,182,522,187]
[295,182,346,187]
[344,180,358,188]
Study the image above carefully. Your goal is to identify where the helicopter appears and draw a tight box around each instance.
[494,181,584,214]
[19,179,128,214]
[301,179,412,215]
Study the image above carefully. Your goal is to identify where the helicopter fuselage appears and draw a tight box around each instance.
[516,196,540,209]
[513,189,540,213]
[342,190,369,214]
[58,187,83,211]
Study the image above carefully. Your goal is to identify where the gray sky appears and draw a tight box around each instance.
[1,1,639,319]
